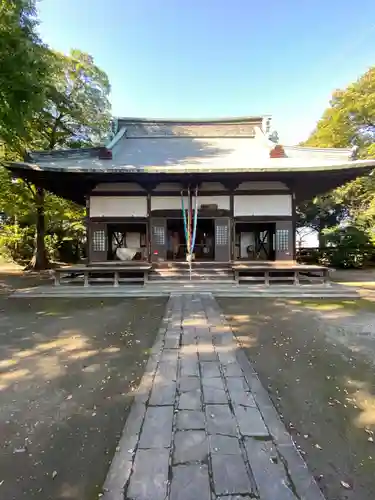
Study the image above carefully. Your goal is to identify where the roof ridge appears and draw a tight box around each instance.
[286,145,352,153]
[116,116,268,124]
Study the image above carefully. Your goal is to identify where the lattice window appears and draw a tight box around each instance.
[153,226,165,245]
[92,230,106,252]
[216,225,228,246]
[276,229,289,251]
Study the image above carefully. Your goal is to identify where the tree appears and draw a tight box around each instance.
[304,67,375,157]
[32,49,111,150]
[1,49,111,269]
[296,195,346,247]
[0,0,51,151]
[24,49,111,269]
[298,66,375,253]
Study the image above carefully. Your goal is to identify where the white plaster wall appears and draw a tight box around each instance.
[234,195,292,216]
[90,196,147,217]
[151,195,230,211]
[92,183,145,192]
[236,181,288,190]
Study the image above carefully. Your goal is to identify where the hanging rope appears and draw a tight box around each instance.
[190,184,199,255]
[181,189,188,253]
[187,185,192,259]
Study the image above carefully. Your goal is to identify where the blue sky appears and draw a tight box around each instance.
[37,0,375,145]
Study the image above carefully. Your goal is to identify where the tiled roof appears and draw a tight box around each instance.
[9,117,374,175]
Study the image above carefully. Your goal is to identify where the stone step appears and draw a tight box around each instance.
[149,273,233,279]
[12,284,358,299]
[154,262,231,268]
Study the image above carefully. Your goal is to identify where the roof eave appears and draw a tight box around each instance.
[6,158,375,175]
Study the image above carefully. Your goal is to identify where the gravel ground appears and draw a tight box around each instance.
[0,295,167,500]
[218,298,375,500]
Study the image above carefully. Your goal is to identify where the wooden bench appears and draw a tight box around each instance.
[232,264,330,286]
[54,265,152,287]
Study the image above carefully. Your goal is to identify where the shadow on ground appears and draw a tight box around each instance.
[218,297,375,500]
[0,292,167,500]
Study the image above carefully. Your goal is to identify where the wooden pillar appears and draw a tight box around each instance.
[85,196,90,264]
[292,191,297,261]
[229,190,234,261]
[147,191,151,262]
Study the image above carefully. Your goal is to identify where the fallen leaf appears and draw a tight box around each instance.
[52,471,57,479]
[14,447,27,453]
[340,481,351,489]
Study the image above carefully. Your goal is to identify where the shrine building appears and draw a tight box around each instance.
[7,116,375,269]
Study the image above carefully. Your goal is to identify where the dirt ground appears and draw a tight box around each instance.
[218,297,375,500]
[0,292,167,500]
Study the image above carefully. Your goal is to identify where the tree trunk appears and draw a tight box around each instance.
[318,219,325,249]
[25,187,50,270]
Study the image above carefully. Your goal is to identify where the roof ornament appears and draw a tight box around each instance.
[350,144,359,160]
[98,147,112,160]
[265,117,271,135]
[269,130,279,144]
[270,144,286,158]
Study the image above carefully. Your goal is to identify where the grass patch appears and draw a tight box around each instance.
[286,298,375,312]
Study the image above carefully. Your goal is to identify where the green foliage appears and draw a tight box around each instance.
[321,226,373,268]
[31,49,111,149]
[304,67,375,157]
[0,0,52,151]
[298,66,375,265]
[0,225,33,261]
[0,224,62,262]
[0,39,110,267]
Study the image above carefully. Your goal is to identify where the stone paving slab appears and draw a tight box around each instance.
[102,293,326,500]
[173,430,208,464]
[176,410,205,430]
[127,449,170,500]
[138,405,174,449]
[170,465,210,500]
[211,454,255,496]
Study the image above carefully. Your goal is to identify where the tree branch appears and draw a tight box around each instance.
[23,180,36,197]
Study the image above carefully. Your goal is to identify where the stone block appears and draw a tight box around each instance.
[180,358,199,377]
[173,430,208,464]
[164,336,180,349]
[156,360,178,382]
[179,390,202,410]
[211,454,254,496]
[225,378,256,407]
[138,406,174,448]
[179,377,200,393]
[278,443,326,500]
[244,438,297,500]
[197,350,218,362]
[170,465,210,500]
[202,378,228,404]
[200,361,221,378]
[205,404,237,436]
[149,381,177,406]
[222,362,243,377]
[127,448,169,500]
[176,410,205,430]
[234,405,269,437]
[209,434,241,455]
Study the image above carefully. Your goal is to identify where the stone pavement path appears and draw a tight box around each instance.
[102,293,325,500]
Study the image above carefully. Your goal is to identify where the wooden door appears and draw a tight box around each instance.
[90,222,108,262]
[275,221,293,261]
[215,218,231,262]
[151,218,167,261]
